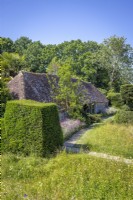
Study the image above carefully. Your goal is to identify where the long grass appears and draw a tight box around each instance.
[77,123,133,158]
[2,153,133,200]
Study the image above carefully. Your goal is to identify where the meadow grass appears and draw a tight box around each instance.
[77,123,133,159]
[2,153,133,200]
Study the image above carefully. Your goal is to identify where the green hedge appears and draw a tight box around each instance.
[2,100,63,157]
[115,110,133,124]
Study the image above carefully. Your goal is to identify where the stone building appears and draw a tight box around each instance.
[8,71,108,114]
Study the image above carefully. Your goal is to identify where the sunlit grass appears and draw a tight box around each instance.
[2,153,133,200]
[77,123,133,158]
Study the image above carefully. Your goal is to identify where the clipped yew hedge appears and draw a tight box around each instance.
[2,100,63,157]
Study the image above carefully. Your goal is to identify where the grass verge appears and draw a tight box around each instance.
[77,123,133,158]
[2,153,133,200]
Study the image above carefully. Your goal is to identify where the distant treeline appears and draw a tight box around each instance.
[1,35,133,92]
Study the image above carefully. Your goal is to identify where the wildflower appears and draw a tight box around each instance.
[24,194,28,198]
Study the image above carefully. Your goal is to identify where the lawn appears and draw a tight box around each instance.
[77,123,133,159]
[2,153,133,200]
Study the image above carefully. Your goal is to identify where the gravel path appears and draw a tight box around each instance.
[63,120,133,165]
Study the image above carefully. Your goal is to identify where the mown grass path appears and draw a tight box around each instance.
[63,118,133,165]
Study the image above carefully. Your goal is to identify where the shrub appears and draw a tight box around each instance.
[120,84,133,110]
[0,78,12,117]
[86,114,102,125]
[107,90,123,107]
[115,110,133,124]
[1,118,5,135]
[121,104,130,111]
[104,107,117,116]
[2,100,63,157]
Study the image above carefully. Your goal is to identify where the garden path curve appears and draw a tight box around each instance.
[63,121,133,165]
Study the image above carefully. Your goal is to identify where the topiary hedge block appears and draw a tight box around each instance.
[2,100,63,156]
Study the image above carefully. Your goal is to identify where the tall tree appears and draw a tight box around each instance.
[1,52,26,77]
[0,37,14,54]
[99,36,133,91]
[120,84,133,110]
[24,41,44,72]
[14,36,32,55]
[48,63,87,118]
[41,44,57,72]
[47,57,60,75]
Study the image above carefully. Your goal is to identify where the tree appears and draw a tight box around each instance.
[0,78,12,117]
[80,52,99,83]
[48,63,87,119]
[1,52,26,77]
[47,57,60,75]
[0,37,14,54]
[14,36,32,55]
[41,44,57,73]
[24,41,44,72]
[100,36,133,91]
[120,84,133,110]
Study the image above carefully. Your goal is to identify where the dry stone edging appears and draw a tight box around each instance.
[87,152,133,165]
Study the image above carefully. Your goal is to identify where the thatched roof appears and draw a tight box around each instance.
[8,71,108,104]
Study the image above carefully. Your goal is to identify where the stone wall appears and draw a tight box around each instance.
[95,103,107,113]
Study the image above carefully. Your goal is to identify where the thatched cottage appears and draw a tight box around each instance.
[8,71,108,114]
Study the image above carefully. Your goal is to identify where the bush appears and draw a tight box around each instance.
[115,110,133,124]
[107,90,123,107]
[103,107,117,116]
[86,114,102,125]
[1,118,5,135]
[120,84,133,110]
[121,104,130,111]
[0,78,12,117]
[2,100,63,157]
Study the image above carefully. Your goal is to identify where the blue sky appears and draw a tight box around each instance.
[0,0,133,46]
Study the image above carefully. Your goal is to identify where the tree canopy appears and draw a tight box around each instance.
[1,35,133,92]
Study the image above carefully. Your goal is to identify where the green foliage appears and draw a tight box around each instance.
[78,123,133,158]
[47,57,60,75]
[1,35,132,93]
[2,100,63,156]
[0,78,12,117]
[120,84,133,110]
[85,114,101,125]
[57,64,78,113]
[0,37,14,53]
[1,118,5,135]
[24,41,44,72]
[107,90,123,107]
[121,104,130,111]
[1,52,26,77]
[48,63,86,119]
[100,36,133,90]
[115,110,133,124]
[98,88,108,96]
[1,153,133,199]
[14,36,32,55]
